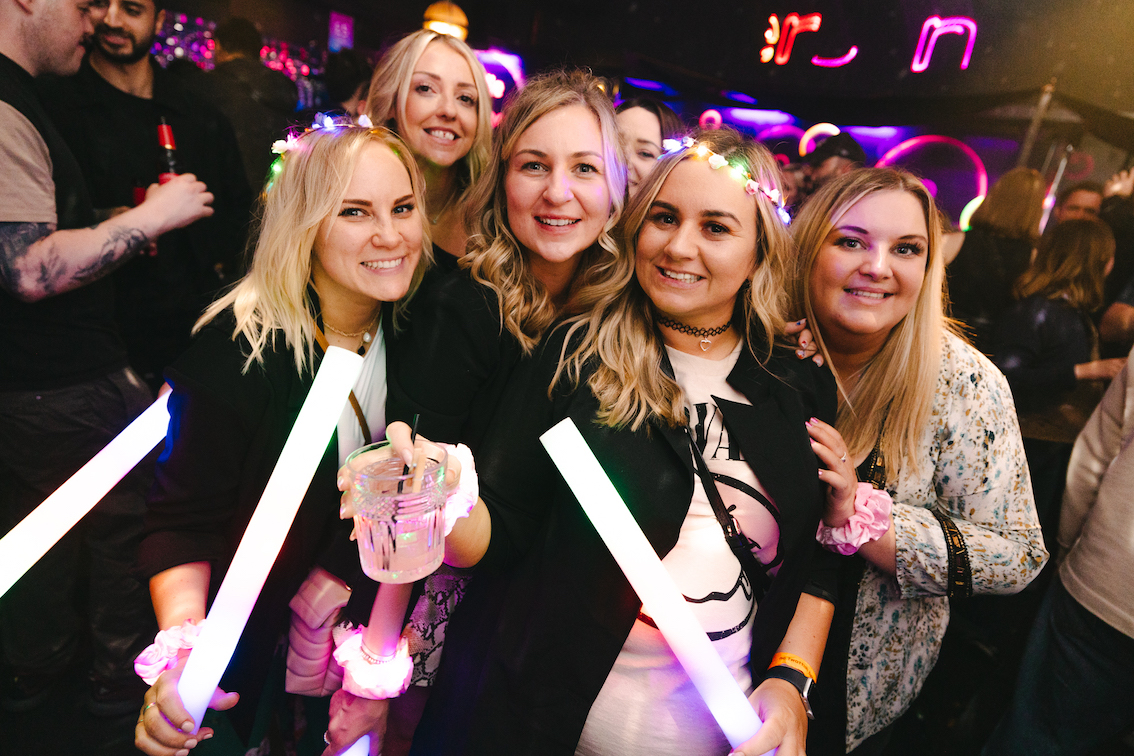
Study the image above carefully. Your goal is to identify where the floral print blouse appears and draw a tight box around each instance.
[844,332,1048,750]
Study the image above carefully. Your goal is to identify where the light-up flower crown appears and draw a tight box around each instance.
[270,113,376,155]
[661,136,791,224]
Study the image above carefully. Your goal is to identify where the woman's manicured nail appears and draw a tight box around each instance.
[184,740,198,749]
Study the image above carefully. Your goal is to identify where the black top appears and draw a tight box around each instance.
[39,58,253,387]
[412,329,839,755]
[139,310,368,740]
[947,226,1034,354]
[991,294,1093,413]
[386,270,523,454]
[0,52,127,390]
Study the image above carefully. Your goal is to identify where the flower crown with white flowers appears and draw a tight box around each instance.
[270,113,377,156]
[661,136,791,224]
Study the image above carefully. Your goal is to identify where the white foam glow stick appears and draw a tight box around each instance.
[178,346,364,731]
[343,734,370,756]
[0,392,171,600]
[540,418,763,749]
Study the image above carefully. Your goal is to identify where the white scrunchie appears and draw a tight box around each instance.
[134,620,205,685]
[441,442,478,536]
[332,625,413,700]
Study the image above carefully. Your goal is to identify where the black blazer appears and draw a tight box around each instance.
[413,331,838,755]
[139,310,377,740]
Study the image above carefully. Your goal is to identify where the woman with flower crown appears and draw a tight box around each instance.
[410,128,838,756]
[132,122,435,756]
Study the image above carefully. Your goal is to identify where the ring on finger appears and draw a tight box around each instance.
[840,452,847,462]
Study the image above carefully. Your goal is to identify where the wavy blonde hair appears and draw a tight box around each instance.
[970,167,1046,243]
[364,30,492,193]
[462,69,628,354]
[789,168,953,478]
[1015,217,1115,311]
[196,124,432,374]
[555,128,792,431]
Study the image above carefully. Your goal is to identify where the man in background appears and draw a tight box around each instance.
[202,16,298,191]
[0,0,213,716]
[41,0,252,390]
[803,132,868,195]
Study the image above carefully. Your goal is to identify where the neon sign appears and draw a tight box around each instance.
[799,123,840,157]
[758,13,976,72]
[699,109,723,130]
[911,16,977,72]
[876,135,989,215]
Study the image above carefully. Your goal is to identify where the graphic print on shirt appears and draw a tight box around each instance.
[649,398,782,642]
[691,399,782,571]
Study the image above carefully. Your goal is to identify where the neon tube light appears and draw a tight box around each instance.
[177,346,364,732]
[774,13,823,65]
[959,195,985,231]
[540,419,762,749]
[755,124,805,144]
[875,134,988,197]
[0,392,170,599]
[911,16,977,73]
[799,123,840,157]
[811,46,858,67]
[475,48,526,87]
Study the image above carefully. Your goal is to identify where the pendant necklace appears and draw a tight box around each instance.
[655,314,732,352]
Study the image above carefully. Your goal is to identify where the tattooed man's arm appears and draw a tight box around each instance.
[0,221,151,302]
[0,173,214,302]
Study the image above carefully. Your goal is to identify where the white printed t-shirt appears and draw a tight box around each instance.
[576,342,780,756]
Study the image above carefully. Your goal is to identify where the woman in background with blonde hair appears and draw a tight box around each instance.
[787,168,1047,754]
[134,122,431,756]
[365,29,492,266]
[945,167,1047,352]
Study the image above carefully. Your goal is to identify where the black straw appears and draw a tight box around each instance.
[398,414,420,492]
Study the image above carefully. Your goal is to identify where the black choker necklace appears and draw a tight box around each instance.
[656,314,731,351]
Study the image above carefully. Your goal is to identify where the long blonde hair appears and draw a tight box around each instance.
[789,168,952,477]
[196,124,432,374]
[364,30,492,191]
[1015,217,1115,311]
[556,128,791,431]
[462,69,628,354]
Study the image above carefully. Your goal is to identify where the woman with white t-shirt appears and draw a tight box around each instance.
[412,128,839,756]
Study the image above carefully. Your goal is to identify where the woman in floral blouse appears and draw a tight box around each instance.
[786,168,1048,754]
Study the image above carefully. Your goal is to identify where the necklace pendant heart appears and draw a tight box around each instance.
[700,338,711,352]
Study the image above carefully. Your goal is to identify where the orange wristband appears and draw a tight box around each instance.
[769,652,817,682]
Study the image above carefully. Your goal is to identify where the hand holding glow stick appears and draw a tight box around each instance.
[540,418,763,749]
[177,346,364,732]
[0,392,171,599]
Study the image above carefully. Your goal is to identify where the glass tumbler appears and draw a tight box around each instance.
[345,441,447,583]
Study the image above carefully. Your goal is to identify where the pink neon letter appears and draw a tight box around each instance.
[911,16,977,73]
[811,46,858,68]
[775,13,823,66]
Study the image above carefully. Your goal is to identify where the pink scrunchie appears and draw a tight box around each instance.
[816,483,893,555]
[134,620,205,685]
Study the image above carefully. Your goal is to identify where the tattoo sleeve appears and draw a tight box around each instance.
[0,222,54,296]
[72,225,151,285]
[0,220,151,300]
